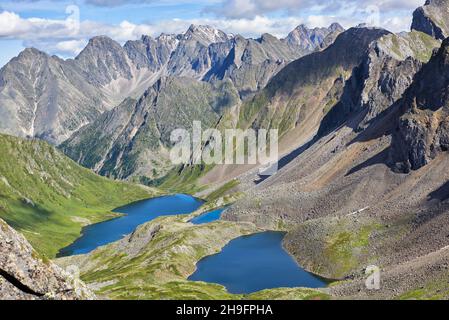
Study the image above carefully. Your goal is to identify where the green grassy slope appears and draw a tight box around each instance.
[0,134,160,257]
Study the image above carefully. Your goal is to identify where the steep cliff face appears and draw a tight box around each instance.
[391,38,449,172]
[0,48,107,144]
[0,37,153,145]
[124,34,179,72]
[204,33,298,98]
[237,27,390,139]
[166,25,232,79]
[318,31,439,136]
[0,218,95,300]
[411,0,449,40]
[61,77,240,180]
[75,36,133,87]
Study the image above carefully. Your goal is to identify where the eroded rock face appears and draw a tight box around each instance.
[0,48,108,144]
[411,0,449,40]
[391,38,449,172]
[355,31,439,127]
[0,23,344,146]
[60,76,240,179]
[315,30,439,138]
[285,23,344,53]
[0,218,95,300]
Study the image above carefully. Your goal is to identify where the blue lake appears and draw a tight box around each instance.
[188,231,327,294]
[57,194,203,257]
[190,207,227,225]
[58,195,326,294]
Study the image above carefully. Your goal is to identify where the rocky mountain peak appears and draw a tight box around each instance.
[17,47,47,59]
[77,35,126,61]
[412,0,449,40]
[140,34,154,43]
[84,35,121,50]
[284,23,345,52]
[329,22,344,32]
[184,24,229,45]
[156,33,178,42]
[2,48,50,72]
[285,24,309,40]
[75,35,132,86]
[259,33,279,43]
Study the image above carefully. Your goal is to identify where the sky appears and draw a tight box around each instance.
[0,0,425,68]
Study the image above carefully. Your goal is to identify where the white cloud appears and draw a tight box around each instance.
[0,10,160,55]
[0,0,420,59]
[55,39,87,55]
[209,0,423,19]
[0,11,31,37]
[84,0,155,6]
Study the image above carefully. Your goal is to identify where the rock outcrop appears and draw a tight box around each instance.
[391,38,449,172]
[0,218,95,300]
[411,0,449,40]
[319,30,439,136]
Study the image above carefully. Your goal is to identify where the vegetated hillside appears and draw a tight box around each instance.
[0,134,159,257]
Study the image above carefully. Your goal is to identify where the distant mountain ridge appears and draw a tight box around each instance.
[60,76,240,180]
[0,23,342,145]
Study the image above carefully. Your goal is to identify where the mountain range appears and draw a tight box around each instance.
[0,23,343,145]
[1,0,449,300]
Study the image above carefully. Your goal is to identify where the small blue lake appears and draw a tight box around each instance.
[188,231,327,294]
[58,195,326,294]
[57,194,203,257]
[190,207,227,225]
